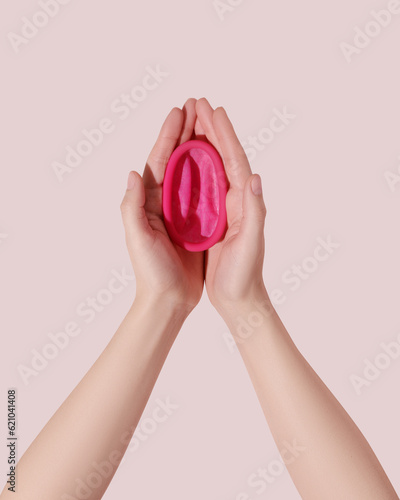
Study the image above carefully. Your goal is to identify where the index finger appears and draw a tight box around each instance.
[212,106,252,189]
[143,107,184,188]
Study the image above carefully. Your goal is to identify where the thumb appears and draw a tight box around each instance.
[240,174,267,243]
[120,171,154,248]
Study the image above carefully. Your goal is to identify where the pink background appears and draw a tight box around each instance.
[1,1,399,498]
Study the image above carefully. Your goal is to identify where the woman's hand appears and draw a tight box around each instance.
[194,98,268,318]
[120,98,204,313]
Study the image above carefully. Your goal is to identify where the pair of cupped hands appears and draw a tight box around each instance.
[120,97,268,320]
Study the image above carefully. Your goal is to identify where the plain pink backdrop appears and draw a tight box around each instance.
[1,1,399,498]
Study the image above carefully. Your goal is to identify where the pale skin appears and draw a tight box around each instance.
[2,98,398,500]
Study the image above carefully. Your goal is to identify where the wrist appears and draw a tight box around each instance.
[115,294,189,356]
[132,292,192,325]
[214,279,269,320]
[217,288,277,343]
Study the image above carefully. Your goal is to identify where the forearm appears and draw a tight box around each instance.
[1,296,188,500]
[222,290,398,500]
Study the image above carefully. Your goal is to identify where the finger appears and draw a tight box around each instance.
[195,98,222,155]
[239,174,267,244]
[177,98,197,145]
[213,106,252,189]
[120,171,154,249]
[143,107,184,188]
[194,116,206,137]
[195,98,233,197]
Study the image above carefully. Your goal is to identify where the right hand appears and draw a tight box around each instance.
[194,98,269,318]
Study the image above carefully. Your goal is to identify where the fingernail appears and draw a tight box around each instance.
[127,171,136,190]
[251,175,262,196]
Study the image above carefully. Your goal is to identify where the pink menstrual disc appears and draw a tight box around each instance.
[162,140,228,251]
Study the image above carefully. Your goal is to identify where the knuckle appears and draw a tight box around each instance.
[226,151,248,174]
[147,152,170,169]
[120,197,133,215]
[258,204,267,220]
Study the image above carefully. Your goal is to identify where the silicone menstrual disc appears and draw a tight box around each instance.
[162,140,228,251]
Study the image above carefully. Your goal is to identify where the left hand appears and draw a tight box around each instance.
[120,98,204,313]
